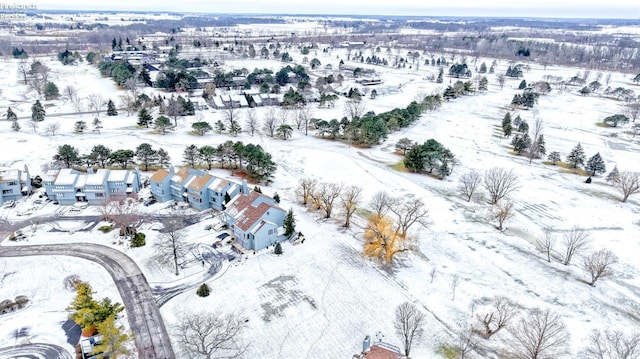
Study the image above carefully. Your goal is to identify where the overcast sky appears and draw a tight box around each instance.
[33,0,639,19]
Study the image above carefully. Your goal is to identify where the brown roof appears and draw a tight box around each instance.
[149,169,170,183]
[236,202,272,232]
[173,167,191,183]
[363,345,403,359]
[188,174,213,191]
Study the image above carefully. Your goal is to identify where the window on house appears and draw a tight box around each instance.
[96,193,104,198]
[111,189,119,193]
[7,181,17,186]
[268,229,274,235]
[2,189,12,194]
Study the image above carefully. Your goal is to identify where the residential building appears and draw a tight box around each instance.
[224,190,287,251]
[0,165,31,204]
[43,168,141,205]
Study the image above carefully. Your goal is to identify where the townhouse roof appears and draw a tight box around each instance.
[171,167,191,183]
[188,173,213,191]
[0,169,20,182]
[108,170,128,182]
[55,169,79,186]
[150,169,170,183]
[85,169,109,186]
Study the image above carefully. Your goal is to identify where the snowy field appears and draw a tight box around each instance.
[1,40,640,358]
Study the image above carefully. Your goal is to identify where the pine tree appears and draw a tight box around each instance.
[443,86,457,101]
[273,192,280,203]
[478,76,488,92]
[606,165,619,184]
[31,100,46,122]
[196,283,210,297]
[536,134,546,157]
[517,120,529,133]
[215,119,225,134]
[502,112,512,136]
[137,108,152,127]
[511,133,531,154]
[224,192,231,203]
[567,143,586,168]
[106,99,118,116]
[11,120,20,131]
[157,148,171,168]
[6,107,17,122]
[284,208,296,237]
[436,67,443,83]
[513,115,522,128]
[518,79,527,89]
[586,152,606,176]
[253,186,262,193]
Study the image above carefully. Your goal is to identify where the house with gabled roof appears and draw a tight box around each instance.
[207,177,241,211]
[44,168,140,205]
[149,168,172,202]
[224,191,286,251]
[185,172,215,211]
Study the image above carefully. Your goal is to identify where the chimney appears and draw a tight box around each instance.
[362,335,371,352]
[241,179,248,194]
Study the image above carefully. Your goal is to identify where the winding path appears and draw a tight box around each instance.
[0,343,73,359]
[0,243,175,359]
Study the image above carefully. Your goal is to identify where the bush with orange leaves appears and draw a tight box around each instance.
[363,214,417,266]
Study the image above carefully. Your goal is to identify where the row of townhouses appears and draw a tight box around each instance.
[43,168,142,205]
[0,166,32,204]
[149,167,287,251]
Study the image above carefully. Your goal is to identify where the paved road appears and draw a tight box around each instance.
[0,243,176,359]
[0,343,73,359]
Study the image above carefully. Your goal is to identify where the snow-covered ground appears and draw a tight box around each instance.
[1,38,640,358]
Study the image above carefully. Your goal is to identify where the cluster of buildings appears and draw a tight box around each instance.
[149,167,286,251]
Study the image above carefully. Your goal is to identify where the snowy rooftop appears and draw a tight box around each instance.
[54,169,78,186]
[84,169,109,186]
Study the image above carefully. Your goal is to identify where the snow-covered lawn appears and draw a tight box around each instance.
[1,42,640,358]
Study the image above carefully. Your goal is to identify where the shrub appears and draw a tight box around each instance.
[131,232,146,248]
[196,283,210,297]
[274,242,283,255]
[98,225,114,233]
[63,275,82,291]
[8,232,16,241]
[435,344,459,359]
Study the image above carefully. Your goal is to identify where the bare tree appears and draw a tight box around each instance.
[497,74,506,90]
[245,108,258,136]
[483,168,520,205]
[277,107,290,125]
[489,199,515,231]
[120,94,137,116]
[614,171,640,202]
[388,197,430,238]
[583,249,618,287]
[394,302,426,357]
[28,61,50,95]
[296,178,317,206]
[62,85,77,104]
[582,329,640,359]
[370,191,393,218]
[315,182,343,218]
[344,97,365,121]
[174,312,248,359]
[87,94,105,117]
[166,97,184,126]
[451,274,460,301]
[43,122,61,136]
[155,217,190,275]
[123,77,139,99]
[103,198,141,237]
[17,61,29,85]
[459,170,482,202]
[562,226,591,265]
[476,296,519,339]
[297,103,313,135]
[262,108,277,137]
[456,322,483,359]
[339,185,362,228]
[536,227,554,263]
[28,118,39,133]
[527,118,545,164]
[508,308,569,359]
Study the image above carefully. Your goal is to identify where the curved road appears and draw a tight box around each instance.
[0,343,73,359]
[0,243,175,359]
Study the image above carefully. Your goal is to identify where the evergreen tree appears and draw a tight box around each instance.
[54,144,80,168]
[478,76,488,92]
[214,119,225,134]
[436,67,443,83]
[89,144,112,168]
[196,283,210,297]
[109,150,135,169]
[404,145,426,172]
[513,115,522,128]
[157,148,171,168]
[517,120,529,133]
[606,165,619,184]
[274,242,283,255]
[31,100,46,122]
[92,315,131,358]
[284,208,296,237]
[224,192,231,204]
[566,143,586,168]
[137,108,152,127]
[536,134,547,158]
[479,62,487,73]
[503,122,512,137]
[6,107,17,122]
[511,133,531,154]
[182,144,200,167]
[229,120,242,137]
[11,120,20,131]
[586,152,606,176]
[135,143,158,171]
[443,86,457,101]
[502,112,512,131]
[44,82,59,100]
[273,192,280,203]
[154,115,173,134]
[253,186,262,193]
[106,99,118,116]
[192,121,212,136]
[518,79,527,89]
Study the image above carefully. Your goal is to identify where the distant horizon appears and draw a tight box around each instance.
[29,0,640,20]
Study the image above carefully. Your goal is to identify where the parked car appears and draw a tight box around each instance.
[213,223,227,231]
[3,200,16,209]
[216,232,230,240]
[144,199,157,207]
